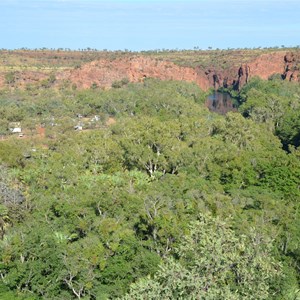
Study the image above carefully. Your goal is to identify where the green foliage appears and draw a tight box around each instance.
[122,213,283,300]
[268,73,283,81]
[111,78,129,88]
[4,72,16,85]
[0,78,299,299]
[0,141,25,167]
[276,110,300,148]
[239,77,300,148]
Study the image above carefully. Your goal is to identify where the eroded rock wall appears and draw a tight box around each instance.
[1,51,299,91]
[61,56,211,91]
[203,52,300,91]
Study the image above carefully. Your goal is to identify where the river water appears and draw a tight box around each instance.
[206,91,237,114]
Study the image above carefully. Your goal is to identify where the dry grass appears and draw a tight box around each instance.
[141,47,298,69]
[0,47,298,73]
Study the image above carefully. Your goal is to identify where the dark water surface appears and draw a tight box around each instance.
[206,91,237,114]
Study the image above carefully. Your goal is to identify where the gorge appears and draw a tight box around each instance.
[0,49,299,92]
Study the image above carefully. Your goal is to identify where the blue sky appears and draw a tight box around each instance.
[1,0,299,51]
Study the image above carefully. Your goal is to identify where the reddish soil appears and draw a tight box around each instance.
[0,71,49,88]
[1,51,299,91]
[58,56,210,91]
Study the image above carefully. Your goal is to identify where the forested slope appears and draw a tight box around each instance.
[0,77,299,299]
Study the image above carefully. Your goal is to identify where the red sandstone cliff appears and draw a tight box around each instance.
[206,51,300,90]
[62,51,300,92]
[59,56,210,91]
[1,51,299,91]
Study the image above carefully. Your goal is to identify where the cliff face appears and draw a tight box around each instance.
[282,51,300,81]
[60,56,211,91]
[1,51,299,91]
[63,51,300,91]
[206,52,300,91]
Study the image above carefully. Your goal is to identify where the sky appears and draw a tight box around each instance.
[0,0,299,51]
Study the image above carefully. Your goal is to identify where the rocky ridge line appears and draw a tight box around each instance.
[1,51,299,91]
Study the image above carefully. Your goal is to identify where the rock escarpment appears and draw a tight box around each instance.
[64,51,300,91]
[282,51,300,81]
[60,56,211,91]
[1,51,299,91]
[205,51,300,91]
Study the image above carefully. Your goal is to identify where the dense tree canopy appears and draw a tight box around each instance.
[122,213,282,300]
[0,78,299,299]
